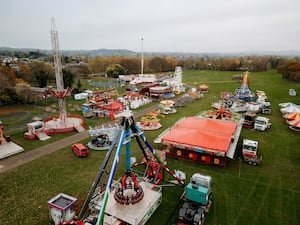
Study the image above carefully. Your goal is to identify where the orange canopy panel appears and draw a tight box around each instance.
[161,117,238,152]
[102,101,122,110]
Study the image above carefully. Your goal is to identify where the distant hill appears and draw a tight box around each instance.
[0,47,299,57]
[0,47,137,57]
[87,48,137,57]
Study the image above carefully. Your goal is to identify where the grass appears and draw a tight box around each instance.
[0,70,300,225]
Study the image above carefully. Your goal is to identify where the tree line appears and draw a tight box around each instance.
[88,56,177,75]
[277,61,300,81]
[0,62,76,106]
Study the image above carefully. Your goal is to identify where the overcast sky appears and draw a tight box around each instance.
[1,0,299,53]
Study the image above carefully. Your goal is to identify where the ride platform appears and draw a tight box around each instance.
[85,181,162,225]
[0,140,24,159]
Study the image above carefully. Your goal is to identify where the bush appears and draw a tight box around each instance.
[105,64,126,78]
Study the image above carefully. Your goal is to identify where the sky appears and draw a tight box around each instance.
[1,0,300,53]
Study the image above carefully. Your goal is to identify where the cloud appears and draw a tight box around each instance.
[1,0,299,52]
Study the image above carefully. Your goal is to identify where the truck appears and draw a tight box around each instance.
[178,173,212,225]
[254,116,271,131]
[261,101,271,114]
[242,139,262,165]
[242,112,256,129]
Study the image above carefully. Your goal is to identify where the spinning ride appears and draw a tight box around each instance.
[53,112,184,225]
[87,125,119,150]
[137,110,163,130]
[230,71,256,102]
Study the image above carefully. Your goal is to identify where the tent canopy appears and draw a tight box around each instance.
[287,119,300,128]
[280,105,300,114]
[161,117,238,152]
[279,102,299,108]
[101,101,122,110]
[284,112,300,121]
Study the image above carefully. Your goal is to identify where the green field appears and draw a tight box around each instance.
[0,70,299,225]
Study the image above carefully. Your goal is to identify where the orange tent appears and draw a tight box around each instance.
[161,117,237,152]
[284,112,300,121]
[101,101,122,110]
[199,84,209,91]
[287,119,300,128]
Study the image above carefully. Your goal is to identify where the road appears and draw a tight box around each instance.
[0,106,159,174]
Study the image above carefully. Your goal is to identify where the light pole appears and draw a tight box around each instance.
[141,37,144,76]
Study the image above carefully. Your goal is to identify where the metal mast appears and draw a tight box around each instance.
[50,17,69,122]
[141,37,144,75]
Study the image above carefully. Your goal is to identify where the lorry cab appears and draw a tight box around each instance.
[242,139,258,158]
[186,173,212,205]
[179,173,213,225]
[261,102,271,114]
[242,139,261,165]
[254,116,271,131]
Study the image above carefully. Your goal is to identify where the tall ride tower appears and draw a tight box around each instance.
[25,18,84,140]
[141,37,144,76]
[49,17,72,123]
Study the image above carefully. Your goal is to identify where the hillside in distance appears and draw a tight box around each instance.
[1,47,300,57]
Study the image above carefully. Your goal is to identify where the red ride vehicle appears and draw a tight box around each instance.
[72,143,89,157]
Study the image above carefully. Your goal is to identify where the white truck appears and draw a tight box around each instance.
[242,139,262,165]
[254,116,271,131]
[261,101,271,114]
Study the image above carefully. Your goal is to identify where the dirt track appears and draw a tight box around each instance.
[0,106,158,174]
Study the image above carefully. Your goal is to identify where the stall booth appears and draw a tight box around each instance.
[158,117,242,166]
[48,193,77,225]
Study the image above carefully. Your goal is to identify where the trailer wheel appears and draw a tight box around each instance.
[253,162,257,166]
[248,161,252,165]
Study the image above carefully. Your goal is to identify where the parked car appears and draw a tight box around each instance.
[72,143,89,157]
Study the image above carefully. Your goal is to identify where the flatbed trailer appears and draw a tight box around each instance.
[243,155,262,165]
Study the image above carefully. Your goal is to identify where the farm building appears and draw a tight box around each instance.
[157,117,243,166]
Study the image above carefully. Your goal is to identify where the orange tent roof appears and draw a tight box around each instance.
[161,117,238,152]
[287,119,300,128]
[284,112,300,121]
[102,101,122,110]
